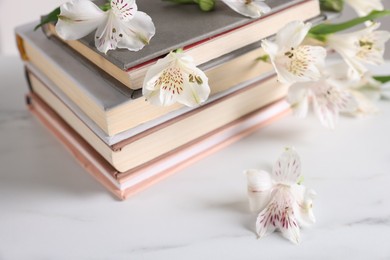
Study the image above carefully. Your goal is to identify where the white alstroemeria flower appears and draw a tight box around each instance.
[143,51,210,107]
[327,23,390,78]
[246,147,315,244]
[345,72,384,116]
[221,0,271,18]
[287,77,358,129]
[261,21,327,84]
[345,0,384,17]
[56,0,155,54]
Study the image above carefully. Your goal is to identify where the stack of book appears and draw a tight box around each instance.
[15,0,321,199]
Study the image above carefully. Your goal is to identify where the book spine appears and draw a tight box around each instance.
[15,34,29,61]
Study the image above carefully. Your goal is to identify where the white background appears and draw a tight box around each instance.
[0,0,389,57]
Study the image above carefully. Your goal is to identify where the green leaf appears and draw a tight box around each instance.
[309,10,390,35]
[256,54,270,63]
[34,7,60,31]
[320,0,344,12]
[373,75,390,84]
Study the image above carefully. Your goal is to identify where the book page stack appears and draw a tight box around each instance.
[15,0,321,199]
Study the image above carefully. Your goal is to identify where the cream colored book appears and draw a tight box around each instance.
[27,67,289,172]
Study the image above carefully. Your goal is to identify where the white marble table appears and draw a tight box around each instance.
[1,56,390,259]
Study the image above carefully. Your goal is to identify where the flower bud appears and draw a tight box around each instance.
[319,0,344,12]
[198,0,215,11]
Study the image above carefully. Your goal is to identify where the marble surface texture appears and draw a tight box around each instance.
[1,56,390,259]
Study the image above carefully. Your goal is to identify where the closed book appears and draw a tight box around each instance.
[26,65,289,172]
[27,93,290,200]
[41,0,320,90]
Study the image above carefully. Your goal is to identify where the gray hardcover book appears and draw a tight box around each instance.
[55,0,309,70]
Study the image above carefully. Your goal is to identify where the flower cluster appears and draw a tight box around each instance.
[261,4,390,128]
[246,147,316,244]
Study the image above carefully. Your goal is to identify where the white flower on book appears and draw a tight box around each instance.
[287,67,358,129]
[246,147,316,244]
[221,0,271,18]
[345,0,384,17]
[261,21,327,84]
[55,0,155,54]
[143,50,210,107]
[327,23,390,78]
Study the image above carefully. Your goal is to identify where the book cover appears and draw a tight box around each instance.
[27,93,290,200]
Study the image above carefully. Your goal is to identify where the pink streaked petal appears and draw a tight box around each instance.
[111,0,137,22]
[117,11,156,51]
[94,12,122,54]
[272,147,301,185]
[256,188,301,244]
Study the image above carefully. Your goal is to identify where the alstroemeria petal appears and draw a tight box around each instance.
[347,90,379,116]
[246,169,273,212]
[345,0,384,16]
[143,52,210,107]
[94,12,122,54]
[256,189,301,244]
[111,0,137,22]
[157,67,185,106]
[291,185,316,227]
[270,45,326,84]
[312,81,358,129]
[381,82,390,100]
[256,197,278,240]
[176,68,210,107]
[275,21,312,49]
[272,147,301,185]
[221,0,271,18]
[117,11,156,51]
[55,0,106,40]
[328,23,390,77]
[287,83,310,118]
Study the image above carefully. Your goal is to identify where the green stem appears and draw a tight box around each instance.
[373,75,390,84]
[99,2,111,11]
[309,10,390,36]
